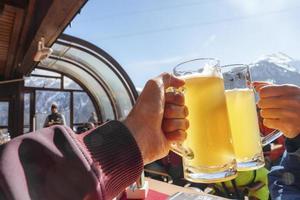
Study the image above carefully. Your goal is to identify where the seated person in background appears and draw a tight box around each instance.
[253,82,300,199]
[43,103,66,127]
[0,73,189,200]
[76,122,96,134]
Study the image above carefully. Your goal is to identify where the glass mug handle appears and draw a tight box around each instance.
[261,130,283,146]
[166,86,194,160]
[171,143,194,160]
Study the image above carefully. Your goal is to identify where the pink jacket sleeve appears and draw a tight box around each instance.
[0,121,143,200]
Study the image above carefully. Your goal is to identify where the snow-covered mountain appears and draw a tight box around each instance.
[250,52,300,86]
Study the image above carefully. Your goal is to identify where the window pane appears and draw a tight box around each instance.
[73,92,96,123]
[23,128,30,134]
[0,102,9,126]
[31,68,61,77]
[0,128,10,145]
[50,60,115,120]
[64,76,82,90]
[24,93,30,126]
[35,91,70,130]
[65,47,133,118]
[25,76,61,89]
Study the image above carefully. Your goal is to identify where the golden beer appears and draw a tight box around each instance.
[225,89,264,170]
[183,74,236,179]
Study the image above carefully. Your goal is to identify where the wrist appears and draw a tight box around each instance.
[285,134,300,153]
[123,117,146,163]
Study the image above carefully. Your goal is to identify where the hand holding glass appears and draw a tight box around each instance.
[222,64,282,171]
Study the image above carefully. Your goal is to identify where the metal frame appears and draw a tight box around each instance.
[58,34,139,102]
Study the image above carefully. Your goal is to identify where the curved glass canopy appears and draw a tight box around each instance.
[39,34,138,121]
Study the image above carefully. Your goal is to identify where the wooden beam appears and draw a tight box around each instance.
[4,0,28,9]
[15,0,87,78]
[5,0,37,79]
[3,5,24,79]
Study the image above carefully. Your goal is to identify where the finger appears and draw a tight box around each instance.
[260,108,298,119]
[165,130,187,142]
[156,73,185,89]
[258,96,300,109]
[263,118,282,130]
[252,81,272,92]
[263,118,299,138]
[165,92,185,106]
[162,119,189,132]
[164,104,188,119]
[259,84,300,98]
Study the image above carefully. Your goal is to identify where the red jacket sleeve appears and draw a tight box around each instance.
[0,120,143,200]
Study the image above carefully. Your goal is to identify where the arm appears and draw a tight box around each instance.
[254,82,300,199]
[0,121,143,200]
[268,135,300,199]
[0,73,188,200]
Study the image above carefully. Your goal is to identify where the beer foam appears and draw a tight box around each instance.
[180,64,223,79]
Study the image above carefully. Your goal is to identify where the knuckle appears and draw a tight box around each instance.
[260,109,266,117]
[146,79,158,87]
[257,100,264,108]
[161,72,171,81]
[161,72,170,77]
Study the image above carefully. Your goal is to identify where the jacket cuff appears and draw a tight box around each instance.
[76,120,143,199]
[285,134,300,153]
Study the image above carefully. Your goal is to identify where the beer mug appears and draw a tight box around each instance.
[222,64,282,171]
[171,58,237,183]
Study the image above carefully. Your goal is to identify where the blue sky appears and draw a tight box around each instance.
[65,0,300,88]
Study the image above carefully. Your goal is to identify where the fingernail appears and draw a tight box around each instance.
[185,120,190,129]
[184,106,189,116]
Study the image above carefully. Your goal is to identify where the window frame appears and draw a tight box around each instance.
[23,68,101,131]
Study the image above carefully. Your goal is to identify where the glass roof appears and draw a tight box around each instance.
[39,34,138,121]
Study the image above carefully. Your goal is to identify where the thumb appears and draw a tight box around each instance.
[156,73,185,89]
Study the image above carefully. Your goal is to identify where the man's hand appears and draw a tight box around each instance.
[253,81,300,138]
[124,73,188,164]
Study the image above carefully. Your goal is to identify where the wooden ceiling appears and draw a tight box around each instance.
[0,0,87,81]
[0,5,23,79]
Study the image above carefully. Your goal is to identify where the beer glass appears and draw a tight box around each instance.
[172,58,237,183]
[222,64,282,171]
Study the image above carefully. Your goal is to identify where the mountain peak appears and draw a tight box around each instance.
[251,52,298,72]
[250,52,300,86]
